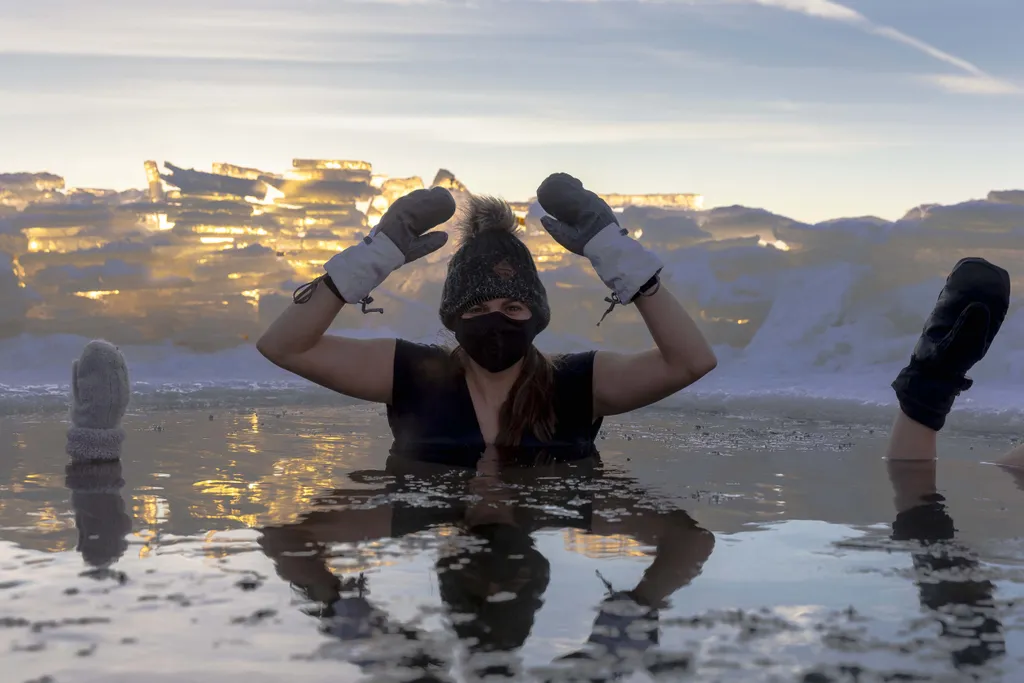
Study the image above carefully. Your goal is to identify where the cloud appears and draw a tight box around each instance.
[0,1,486,62]
[5,0,1015,98]
[923,74,1021,96]
[747,0,1019,95]
[238,111,891,152]
[749,0,860,22]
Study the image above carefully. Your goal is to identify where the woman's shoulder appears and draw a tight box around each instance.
[549,350,598,398]
[395,338,450,360]
[551,349,598,376]
[394,339,460,383]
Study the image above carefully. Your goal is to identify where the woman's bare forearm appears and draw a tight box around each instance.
[257,281,343,359]
[592,282,718,416]
[635,283,717,379]
[255,282,396,403]
[254,188,455,402]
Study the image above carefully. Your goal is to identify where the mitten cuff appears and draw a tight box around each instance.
[66,426,125,463]
[583,223,664,303]
[324,232,405,304]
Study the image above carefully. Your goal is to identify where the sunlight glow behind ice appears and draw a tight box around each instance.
[2,160,1024,425]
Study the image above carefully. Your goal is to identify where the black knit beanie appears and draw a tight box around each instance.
[439,195,551,332]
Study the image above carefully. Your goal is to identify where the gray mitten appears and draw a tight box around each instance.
[537,173,663,307]
[67,340,129,462]
[323,187,456,307]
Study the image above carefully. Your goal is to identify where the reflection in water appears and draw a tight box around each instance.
[886,460,1006,675]
[4,408,1021,681]
[64,460,133,578]
[259,450,714,681]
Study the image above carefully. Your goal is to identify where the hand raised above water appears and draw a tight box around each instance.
[67,339,130,463]
[371,186,456,264]
[536,172,663,310]
[323,186,457,307]
[71,340,130,432]
[536,172,620,257]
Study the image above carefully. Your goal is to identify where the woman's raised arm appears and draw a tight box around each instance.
[257,187,456,403]
[535,172,717,417]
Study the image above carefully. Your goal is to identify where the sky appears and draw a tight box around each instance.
[1,0,1022,223]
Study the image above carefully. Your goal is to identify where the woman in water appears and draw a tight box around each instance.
[257,173,717,450]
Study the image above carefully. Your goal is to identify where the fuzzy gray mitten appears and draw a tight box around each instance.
[323,187,456,305]
[537,172,663,306]
[67,340,130,462]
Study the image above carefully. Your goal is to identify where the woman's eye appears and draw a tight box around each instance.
[506,305,522,312]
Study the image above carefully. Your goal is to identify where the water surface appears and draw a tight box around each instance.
[2,406,1022,682]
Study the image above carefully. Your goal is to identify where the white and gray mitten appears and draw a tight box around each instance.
[536,173,663,321]
[321,187,457,310]
[67,340,130,462]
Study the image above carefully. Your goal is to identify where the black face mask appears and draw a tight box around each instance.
[454,312,540,373]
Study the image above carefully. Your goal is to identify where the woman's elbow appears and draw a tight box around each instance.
[694,351,718,378]
[256,334,284,365]
[678,351,717,385]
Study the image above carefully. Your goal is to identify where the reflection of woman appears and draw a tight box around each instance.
[882,258,1008,674]
[258,174,717,450]
[258,450,715,680]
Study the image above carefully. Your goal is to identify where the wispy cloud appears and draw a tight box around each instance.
[3,0,1016,97]
[922,74,1020,96]
[0,1,486,61]
[238,111,894,153]
[747,0,1018,95]
[747,0,860,22]
[409,0,1020,95]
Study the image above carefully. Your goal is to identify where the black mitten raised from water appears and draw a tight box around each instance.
[892,257,1010,431]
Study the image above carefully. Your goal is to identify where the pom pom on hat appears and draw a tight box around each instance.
[440,195,550,331]
[455,195,521,242]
